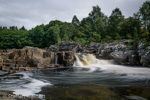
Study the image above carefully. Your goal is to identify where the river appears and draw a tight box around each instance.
[0,54,150,100]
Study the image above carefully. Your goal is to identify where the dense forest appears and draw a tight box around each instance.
[0,1,150,49]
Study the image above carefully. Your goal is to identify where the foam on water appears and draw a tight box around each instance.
[12,72,52,96]
[74,54,150,78]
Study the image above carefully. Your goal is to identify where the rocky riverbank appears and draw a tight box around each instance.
[0,40,150,75]
[85,40,150,67]
[0,45,75,75]
[49,40,150,67]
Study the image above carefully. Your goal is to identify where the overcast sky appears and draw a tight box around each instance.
[0,0,148,29]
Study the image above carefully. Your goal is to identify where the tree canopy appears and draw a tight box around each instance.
[0,1,150,49]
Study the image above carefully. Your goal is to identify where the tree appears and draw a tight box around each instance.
[29,25,45,47]
[3,27,7,30]
[45,25,61,46]
[0,29,31,49]
[93,17,106,39]
[117,17,141,39]
[89,5,105,23]
[10,26,18,31]
[107,8,124,39]
[139,1,150,38]
[60,23,75,40]
[20,26,26,30]
[115,33,122,40]
[139,1,150,29]
[90,32,101,42]
[72,15,80,27]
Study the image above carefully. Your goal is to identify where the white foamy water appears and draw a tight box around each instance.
[12,72,52,96]
[74,54,150,78]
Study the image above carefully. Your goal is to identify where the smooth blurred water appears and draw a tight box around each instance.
[0,60,150,100]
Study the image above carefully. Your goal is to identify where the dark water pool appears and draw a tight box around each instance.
[0,66,150,100]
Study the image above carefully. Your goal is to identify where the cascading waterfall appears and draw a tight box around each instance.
[74,54,112,67]
[73,53,150,78]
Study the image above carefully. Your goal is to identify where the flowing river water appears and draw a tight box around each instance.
[0,54,150,100]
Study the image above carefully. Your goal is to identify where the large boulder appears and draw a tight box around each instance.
[9,46,45,59]
[58,41,82,52]
[139,46,150,67]
[110,41,150,66]
[48,45,59,52]
[9,46,47,67]
[111,50,139,65]
[83,42,101,53]
[97,40,133,59]
[0,47,58,73]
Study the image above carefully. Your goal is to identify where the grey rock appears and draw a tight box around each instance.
[48,45,59,52]
[84,42,101,53]
[111,50,139,65]
[59,41,82,52]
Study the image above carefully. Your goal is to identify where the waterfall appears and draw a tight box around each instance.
[74,54,112,67]
[55,53,58,64]
[73,53,150,76]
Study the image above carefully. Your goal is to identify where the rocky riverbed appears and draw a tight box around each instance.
[0,40,150,75]
[49,40,150,67]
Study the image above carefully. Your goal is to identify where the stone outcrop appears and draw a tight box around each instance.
[111,50,139,65]
[94,40,141,65]
[83,42,101,53]
[111,41,150,67]
[0,46,75,74]
[56,51,74,66]
[138,42,150,67]
[82,40,150,67]
[0,40,150,75]
[58,41,82,52]
[48,45,59,52]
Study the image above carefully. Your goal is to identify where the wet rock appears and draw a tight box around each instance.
[0,71,9,76]
[111,50,139,65]
[137,42,150,67]
[140,46,150,67]
[57,51,74,66]
[97,40,130,59]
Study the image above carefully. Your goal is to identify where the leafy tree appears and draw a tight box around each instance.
[62,33,70,41]
[107,8,124,39]
[0,2,150,49]
[0,29,32,49]
[90,32,101,42]
[115,33,122,40]
[93,17,106,39]
[29,25,45,47]
[20,26,26,30]
[10,26,18,31]
[139,1,150,31]
[102,35,112,42]
[89,5,105,23]
[3,27,7,30]
[45,25,61,46]
[118,17,141,38]
[44,20,63,32]
[60,23,75,40]
[72,15,80,27]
